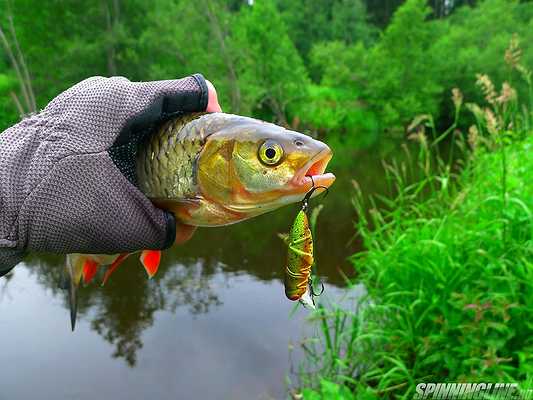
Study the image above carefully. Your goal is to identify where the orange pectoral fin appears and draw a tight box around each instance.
[82,259,99,284]
[140,250,161,279]
[101,253,130,286]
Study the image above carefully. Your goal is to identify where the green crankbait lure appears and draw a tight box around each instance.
[283,186,327,309]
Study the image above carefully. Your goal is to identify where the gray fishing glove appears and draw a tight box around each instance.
[0,74,209,276]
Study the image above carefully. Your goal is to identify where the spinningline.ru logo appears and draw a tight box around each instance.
[413,383,532,399]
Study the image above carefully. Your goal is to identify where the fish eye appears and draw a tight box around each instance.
[259,140,283,166]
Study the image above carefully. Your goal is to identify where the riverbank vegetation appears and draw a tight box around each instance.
[2,0,533,158]
[295,37,533,399]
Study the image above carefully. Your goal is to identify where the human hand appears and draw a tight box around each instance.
[0,74,221,274]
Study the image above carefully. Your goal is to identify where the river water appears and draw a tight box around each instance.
[0,142,401,400]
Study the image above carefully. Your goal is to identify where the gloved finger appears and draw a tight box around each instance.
[110,74,210,184]
[112,74,209,150]
[132,73,208,117]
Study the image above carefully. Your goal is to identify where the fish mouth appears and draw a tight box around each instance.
[292,148,336,193]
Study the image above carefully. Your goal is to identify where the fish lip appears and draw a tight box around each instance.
[291,148,336,191]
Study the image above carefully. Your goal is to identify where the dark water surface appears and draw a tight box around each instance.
[0,142,401,400]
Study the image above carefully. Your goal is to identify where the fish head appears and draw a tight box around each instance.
[195,115,335,224]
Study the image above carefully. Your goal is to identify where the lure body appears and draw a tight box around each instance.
[284,209,315,308]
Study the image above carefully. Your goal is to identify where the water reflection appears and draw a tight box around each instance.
[160,260,224,315]
[1,264,341,400]
[21,253,227,366]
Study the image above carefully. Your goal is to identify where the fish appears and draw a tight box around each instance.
[138,113,335,226]
[65,112,335,329]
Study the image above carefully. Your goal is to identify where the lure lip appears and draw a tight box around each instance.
[292,148,336,192]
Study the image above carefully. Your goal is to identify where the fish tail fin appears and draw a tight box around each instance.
[140,250,161,279]
[65,254,84,331]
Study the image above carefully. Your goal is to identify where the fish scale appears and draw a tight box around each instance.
[136,113,209,200]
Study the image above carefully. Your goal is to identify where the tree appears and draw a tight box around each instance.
[364,0,442,129]
[362,0,404,28]
[0,0,150,107]
[230,1,309,122]
[277,0,376,63]
[138,0,242,113]
[431,0,533,124]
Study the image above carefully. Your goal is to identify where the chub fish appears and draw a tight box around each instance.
[137,112,335,226]
[66,112,335,329]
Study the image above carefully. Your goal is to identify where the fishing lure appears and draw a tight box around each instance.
[283,185,327,309]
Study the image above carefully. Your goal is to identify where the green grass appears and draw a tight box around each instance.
[294,74,533,398]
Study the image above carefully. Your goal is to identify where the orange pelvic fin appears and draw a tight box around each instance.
[82,259,99,284]
[140,250,161,279]
[101,253,130,286]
